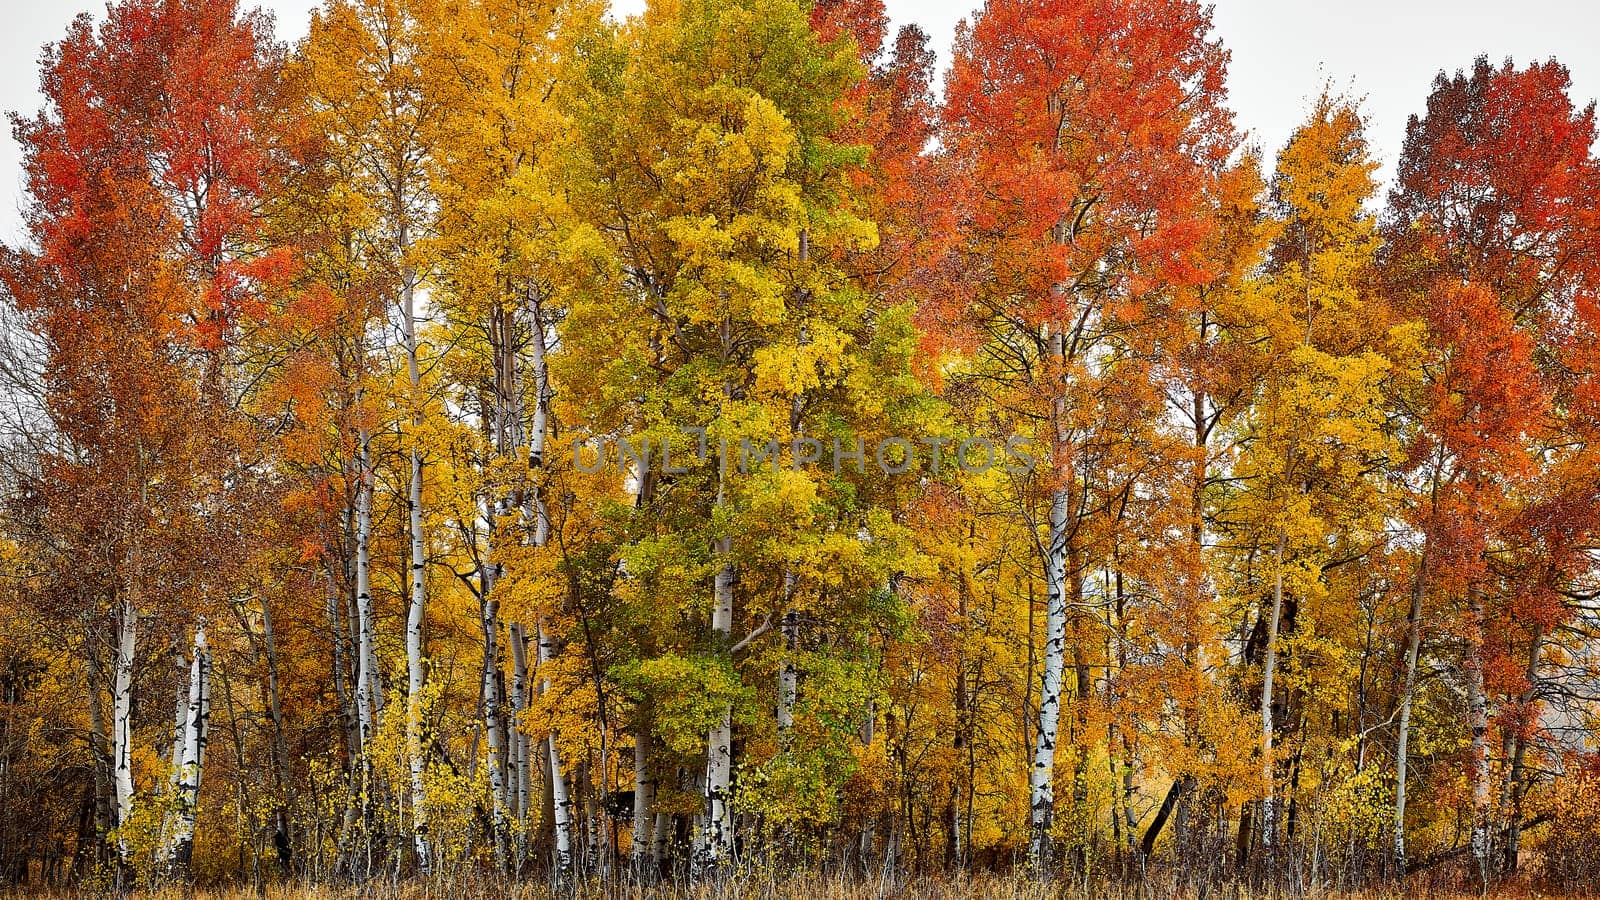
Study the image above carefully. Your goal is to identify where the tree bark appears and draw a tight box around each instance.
[528,294,573,874]
[259,598,294,874]
[1394,532,1431,874]
[1502,623,1543,874]
[510,622,531,826]
[1465,582,1491,885]
[83,626,112,873]
[481,575,510,869]
[403,252,431,873]
[701,543,736,869]
[701,351,738,872]
[1141,775,1195,857]
[776,245,808,747]
[777,601,798,736]
[1029,483,1070,871]
[111,595,136,864]
[167,641,188,794]
[631,725,655,873]
[168,623,212,874]
[948,655,967,869]
[1259,524,1288,852]
[353,433,381,751]
[327,565,357,766]
[538,620,573,875]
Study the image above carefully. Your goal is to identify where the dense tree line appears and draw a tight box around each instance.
[0,0,1597,893]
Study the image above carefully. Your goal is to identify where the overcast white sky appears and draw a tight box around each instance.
[2,0,1597,244]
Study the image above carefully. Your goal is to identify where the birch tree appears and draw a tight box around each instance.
[165,624,212,873]
[421,0,602,872]
[1221,95,1398,858]
[937,0,1235,870]
[0,0,283,880]
[1384,56,1595,881]
[562,0,907,871]
[302,0,440,869]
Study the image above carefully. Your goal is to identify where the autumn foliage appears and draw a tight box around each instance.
[0,0,1597,896]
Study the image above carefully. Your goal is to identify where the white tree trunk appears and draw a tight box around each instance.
[1028,486,1070,869]
[478,297,516,873]
[539,620,573,875]
[690,767,708,862]
[111,595,137,862]
[1393,549,1426,872]
[1259,525,1287,851]
[354,432,381,752]
[777,580,798,736]
[169,622,212,871]
[155,643,188,867]
[1466,583,1491,883]
[631,726,655,870]
[480,570,510,868]
[651,767,674,866]
[776,258,807,745]
[523,294,571,872]
[405,451,430,873]
[701,540,736,869]
[507,622,525,825]
[527,293,549,476]
[403,263,432,874]
[159,647,186,867]
[585,764,605,874]
[327,568,358,763]
[167,643,188,790]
